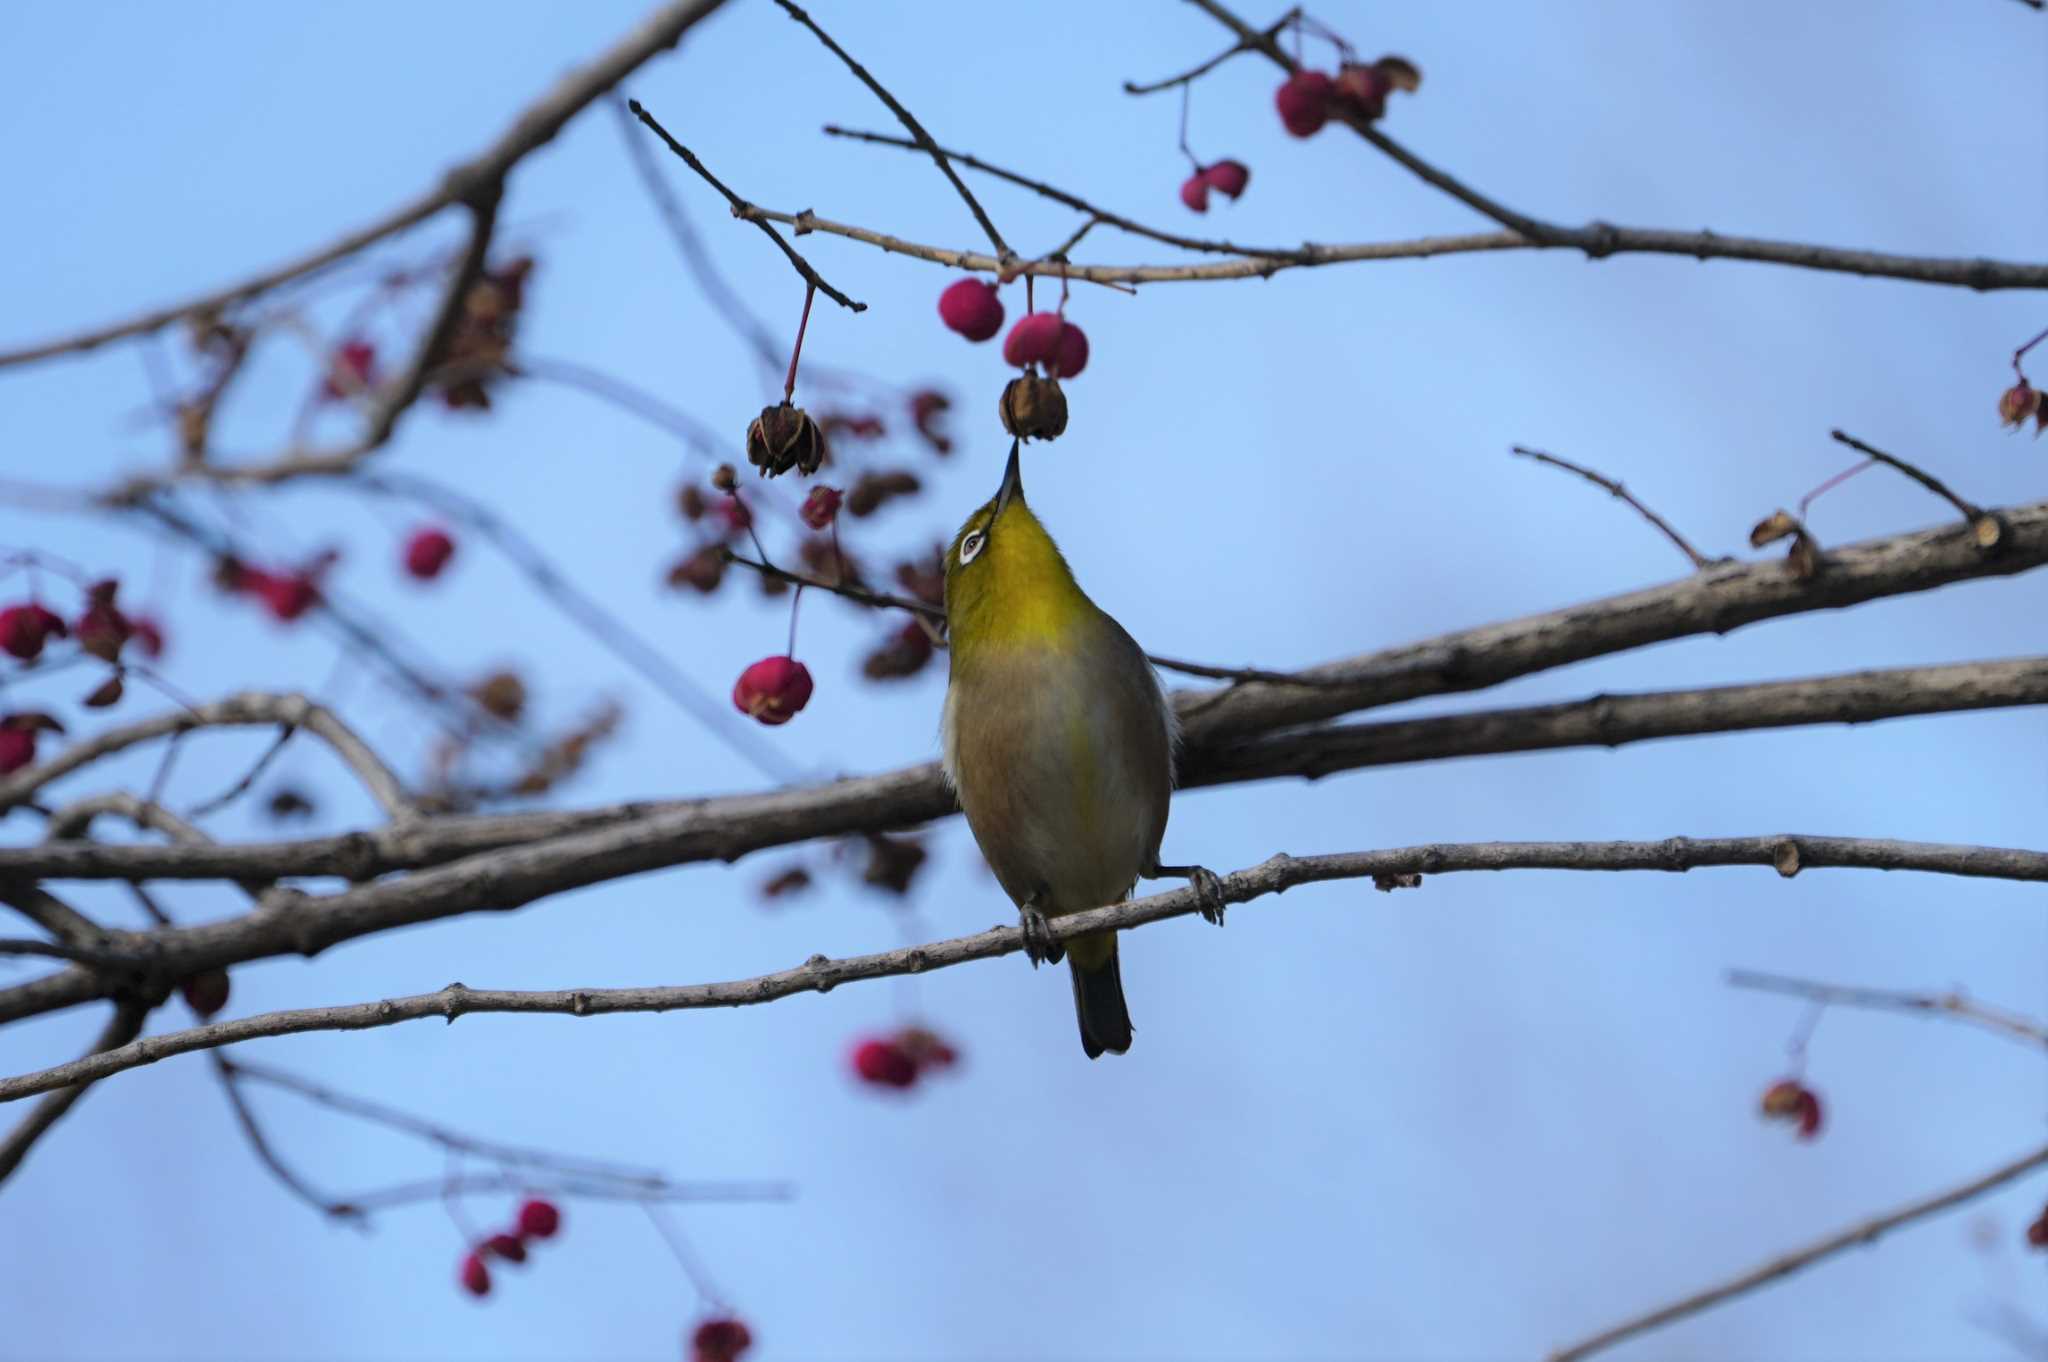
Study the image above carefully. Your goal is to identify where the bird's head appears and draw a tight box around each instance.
[944,440,1085,653]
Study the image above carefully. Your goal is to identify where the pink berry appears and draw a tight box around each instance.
[129,616,166,660]
[799,485,843,531]
[0,603,66,662]
[1334,62,1390,119]
[403,528,456,581]
[73,580,132,663]
[937,278,1004,342]
[691,1316,755,1362]
[1003,311,1064,368]
[321,339,378,400]
[731,656,815,727]
[1202,159,1250,199]
[483,1232,528,1264]
[1049,321,1088,380]
[459,1251,491,1298]
[0,724,37,775]
[1275,70,1334,137]
[179,970,230,1019]
[515,1198,561,1240]
[1178,172,1211,214]
[851,1037,918,1089]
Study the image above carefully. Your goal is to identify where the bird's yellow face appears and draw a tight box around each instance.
[944,445,1090,656]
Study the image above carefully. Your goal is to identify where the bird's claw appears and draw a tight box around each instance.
[1190,867,1227,927]
[1018,903,1062,967]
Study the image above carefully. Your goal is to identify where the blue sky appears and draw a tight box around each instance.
[2,2,2046,1358]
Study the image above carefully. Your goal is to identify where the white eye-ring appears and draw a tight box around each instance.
[959,530,986,565]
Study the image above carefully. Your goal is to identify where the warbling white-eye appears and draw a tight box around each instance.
[941,441,1222,1057]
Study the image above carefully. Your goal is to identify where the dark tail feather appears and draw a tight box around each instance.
[1068,941,1133,1059]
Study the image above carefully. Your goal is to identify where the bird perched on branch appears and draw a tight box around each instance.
[942,440,1222,1057]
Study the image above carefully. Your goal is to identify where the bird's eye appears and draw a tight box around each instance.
[959,530,986,565]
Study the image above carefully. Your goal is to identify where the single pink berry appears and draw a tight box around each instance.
[851,1037,918,1089]
[800,485,843,531]
[937,278,1005,342]
[1178,172,1211,214]
[179,970,230,1019]
[459,1251,491,1298]
[73,580,132,663]
[691,1316,755,1362]
[1049,320,1088,380]
[321,339,379,400]
[0,603,67,662]
[0,724,36,775]
[1202,159,1251,199]
[483,1232,528,1264]
[403,528,456,581]
[1002,311,1065,368]
[1999,380,2041,430]
[718,499,752,535]
[1275,70,1334,137]
[732,656,815,726]
[515,1197,562,1240]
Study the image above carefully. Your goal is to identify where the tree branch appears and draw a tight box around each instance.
[1169,0,2048,292]
[1510,445,1721,569]
[0,999,149,1185]
[0,0,737,369]
[1547,1142,2048,1361]
[1728,968,2048,1052]
[8,835,2048,1098]
[771,0,1012,261]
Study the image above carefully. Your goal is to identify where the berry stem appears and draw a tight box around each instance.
[783,282,817,403]
[2014,324,2048,378]
[786,582,805,659]
[1178,84,1203,172]
[1796,460,1875,520]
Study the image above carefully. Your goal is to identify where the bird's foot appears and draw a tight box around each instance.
[1017,901,1063,967]
[1150,863,1227,927]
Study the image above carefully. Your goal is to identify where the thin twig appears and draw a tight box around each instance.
[770,0,1012,261]
[611,95,783,370]
[1122,13,1293,94]
[0,999,149,1184]
[0,0,737,369]
[1547,1142,2048,1361]
[1829,429,1993,530]
[1728,968,2048,1052]
[625,100,865,312]
[16,834,2048,1097]
[1511,446,1721,569]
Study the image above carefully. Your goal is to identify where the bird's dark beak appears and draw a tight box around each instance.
[993,439,1023,517]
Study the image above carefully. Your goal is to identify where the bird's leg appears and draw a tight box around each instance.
[1017,890,1063,968]
[1146,862,1227,927]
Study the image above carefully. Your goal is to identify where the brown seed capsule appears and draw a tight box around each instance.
[999,374,1068,442]
[745,402,826,477]
[711,464,739,494]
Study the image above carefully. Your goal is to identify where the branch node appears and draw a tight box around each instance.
[1773,840,1802,878]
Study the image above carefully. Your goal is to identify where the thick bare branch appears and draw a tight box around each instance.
[7,835,2048,1097]
[4,499,2047,900]
[0,0,736,369]
[1548,1142,2048,1361]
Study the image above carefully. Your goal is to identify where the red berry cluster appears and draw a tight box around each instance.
[1759,1078,1824,1140]
[732,656,814,726]
[1274,55,1420,137]
[690,1315,755,1362]
[403,527,457,582]
[457,1197,562,1300]
[849,1025,961,1092]
[1179,159,1250,214]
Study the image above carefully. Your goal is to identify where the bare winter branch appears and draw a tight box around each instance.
[1728,968,2048,1053]
[8,835,2048,1098]
[1510,445,1721,569]
[1547,1142,2048,1361]
[0,0,737,368]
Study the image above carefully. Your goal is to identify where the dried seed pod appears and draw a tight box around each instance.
[999,374,1068,442]
[745,402,826,477]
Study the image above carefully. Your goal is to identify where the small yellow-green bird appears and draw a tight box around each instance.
[942,441,1221,1058]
